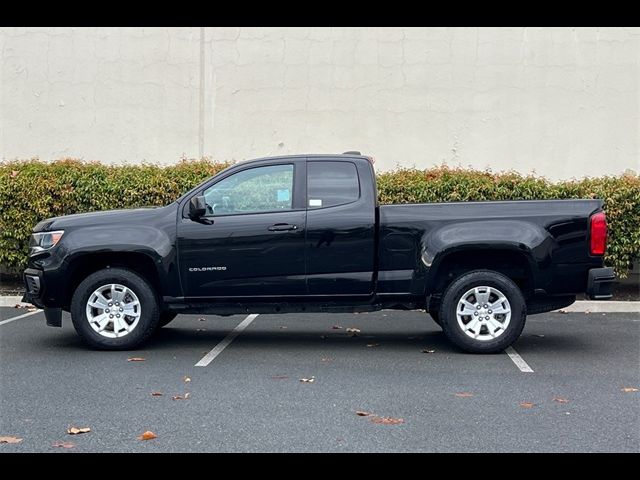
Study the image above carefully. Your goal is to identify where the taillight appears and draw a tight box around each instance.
[590,212,607,256]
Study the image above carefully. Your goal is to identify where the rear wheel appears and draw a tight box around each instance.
[439,270,526,354]
[70,268,160,350]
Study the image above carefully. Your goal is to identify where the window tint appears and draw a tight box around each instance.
[203,164,294,216]
[307,162,360,209]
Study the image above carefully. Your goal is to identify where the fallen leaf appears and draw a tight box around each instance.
[138,431,157,441]
[533,334,545,338]
[0,436,23,444]
[27,307,38,312]
[127,357,145,362]
[346,327,361,336]
[278,325,288,329]
[300,376,315,383]
[270,375,289,380]
[196,328,206,332]
[151,392,163,397]
[422,349,435,354]
[172,393,191,400]
[519,402,536,409]
[585,310,591,314]
[355,411,373,417]
[321,357,332,363]
[558,309,568,314]
[52,441,75,449]
[366,343,380,348]
[198,317,206,322]
[454,392,474,398]
[183,376,191,383]
[553,397,569,404]
[331,325,343,330]
[621,387,639,393]
[67,426,90,435]
[370,416,404,425]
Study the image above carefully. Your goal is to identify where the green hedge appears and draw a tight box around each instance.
[1,159,638,277]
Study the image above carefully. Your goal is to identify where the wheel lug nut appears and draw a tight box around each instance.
[109,314,113,318]
[474,312,478,316]
[488,310,492,314]
[116,314,120,318]
[120,308,123,312]
[105,309,109,313]
[476,305,481,309]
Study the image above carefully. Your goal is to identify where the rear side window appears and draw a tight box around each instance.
[307,161,360,209]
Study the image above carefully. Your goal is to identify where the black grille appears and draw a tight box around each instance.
[25,275,41,295]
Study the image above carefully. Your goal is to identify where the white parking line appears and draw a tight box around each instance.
[505,346,534,373]
[0,309,42,326]
[195,314,259,367]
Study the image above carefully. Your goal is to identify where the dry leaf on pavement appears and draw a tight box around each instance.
[300,376,315,383]
[346,328,361,336]
[331,325,343,330]
[196,328,206,332]
[454,392,474,398]
[138,431,157,441]
[558,309,568,314]
[321,357,332,363]
[151,392,163,397]
[127,357,145,362]
[52,441,75,449]
[553,397,569,404]
[422,349,435,354]
[355,411,373,417]
[519,402,536,409]
[621,387,639,393]
[183,376,191,383]
[533,334,545,338]
[370,416,404,425]
[172,393,191,400]
[198,317,206,321]
[366,343,380,348]
[67,426,91,435]
[0,436,23,444]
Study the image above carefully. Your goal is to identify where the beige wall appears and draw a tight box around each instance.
[1,27,638,179]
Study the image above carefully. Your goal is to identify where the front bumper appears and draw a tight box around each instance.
[586,267,616,300]
[23,268,62,327]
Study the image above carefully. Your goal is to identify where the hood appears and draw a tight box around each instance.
[34,205,175,232]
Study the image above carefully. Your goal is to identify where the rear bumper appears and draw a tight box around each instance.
[586,267,616,300]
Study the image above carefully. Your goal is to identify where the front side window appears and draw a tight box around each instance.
[307,161,360,209]
[203,164,294,216]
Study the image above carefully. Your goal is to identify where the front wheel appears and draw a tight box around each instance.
[70,268,160,350]
[439,270,526,354]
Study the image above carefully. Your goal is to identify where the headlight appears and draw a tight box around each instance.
[29,230,64,255]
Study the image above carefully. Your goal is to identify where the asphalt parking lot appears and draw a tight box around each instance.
[0,306,638,452]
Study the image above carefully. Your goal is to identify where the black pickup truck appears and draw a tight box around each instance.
[23,153,615,353]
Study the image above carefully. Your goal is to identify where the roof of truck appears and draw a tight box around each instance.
[235,152,368,165]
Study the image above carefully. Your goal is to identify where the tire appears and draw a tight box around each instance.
[158,311,178,328]
[70,267,160,350]
[438,270,526,354]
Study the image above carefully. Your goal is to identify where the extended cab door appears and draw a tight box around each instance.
[305,157,377,295]
[177,160,307,297]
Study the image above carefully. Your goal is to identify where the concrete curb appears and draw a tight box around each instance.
[0,295,638,313]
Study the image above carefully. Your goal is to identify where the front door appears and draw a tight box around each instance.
[177,162,307,297]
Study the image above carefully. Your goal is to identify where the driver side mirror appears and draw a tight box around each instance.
[189,195,207,220]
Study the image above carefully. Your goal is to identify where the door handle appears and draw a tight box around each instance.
[268,223,298,232]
